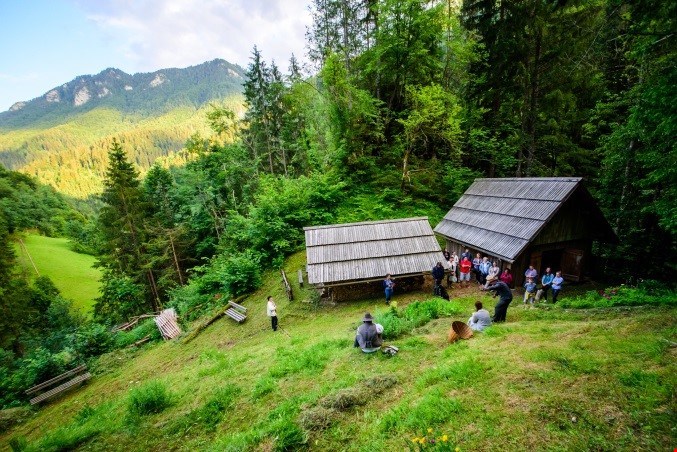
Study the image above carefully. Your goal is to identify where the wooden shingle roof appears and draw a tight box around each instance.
[304,217,447,286]
[434,177,588,262]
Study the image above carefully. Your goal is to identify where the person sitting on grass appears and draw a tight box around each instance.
[468,301,492,331]
[354,312,383,353]
[523,277,537,306]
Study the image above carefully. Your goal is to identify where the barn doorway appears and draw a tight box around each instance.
[541,249,563,275]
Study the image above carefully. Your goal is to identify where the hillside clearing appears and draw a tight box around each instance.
[2,252,675,451]
[13,234,101,313]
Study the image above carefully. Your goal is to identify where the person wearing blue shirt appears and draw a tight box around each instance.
[540,267,554,302]
[551,271,564,303]
[523,277,537,305]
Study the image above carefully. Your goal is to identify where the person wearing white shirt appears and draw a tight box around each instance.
[266,296,278,331]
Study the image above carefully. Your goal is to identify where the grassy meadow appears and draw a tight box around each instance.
[13,234,101,313]
[2,251,675,451]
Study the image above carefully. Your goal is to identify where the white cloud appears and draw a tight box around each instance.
[73,0,312,73]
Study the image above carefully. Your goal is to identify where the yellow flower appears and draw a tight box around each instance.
[427,427,433,433]
[420,437,426,444]
[455,447,460,452]
[442,435,448,442]
[411,437,418,444]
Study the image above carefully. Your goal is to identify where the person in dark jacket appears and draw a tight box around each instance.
[482,275,513,322]
[432,262,445,287]
[383,274,395,305]
[354,312,383,353]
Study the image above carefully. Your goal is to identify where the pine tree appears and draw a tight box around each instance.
[97,139,160,316]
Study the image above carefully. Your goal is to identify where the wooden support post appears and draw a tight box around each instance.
[298,269,304,287]
[281,269,293,301]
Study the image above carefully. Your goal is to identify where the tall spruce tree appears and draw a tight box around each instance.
[97,139,160,316]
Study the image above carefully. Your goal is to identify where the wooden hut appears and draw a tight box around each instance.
[304,217,448,301]
[434,178,617,286]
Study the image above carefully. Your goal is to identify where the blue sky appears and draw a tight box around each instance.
[0,0,311,111]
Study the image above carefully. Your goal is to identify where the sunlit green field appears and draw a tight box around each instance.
[14,234,101,313]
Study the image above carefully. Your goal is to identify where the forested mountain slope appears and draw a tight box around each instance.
[0,59,245,197]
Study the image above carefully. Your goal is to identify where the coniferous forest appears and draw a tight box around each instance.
[1,0,675,429]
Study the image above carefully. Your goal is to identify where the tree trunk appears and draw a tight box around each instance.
[401,147,411,191]
[169,233,184,286]
[525,25,542,177]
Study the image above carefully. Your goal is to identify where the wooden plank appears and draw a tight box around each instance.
[30,372,91,405]
[225,308,246,323]
[298,269,304,287]
[26,364,87,395]
[227,301,247,313]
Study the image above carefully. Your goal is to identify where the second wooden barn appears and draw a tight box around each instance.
[434,177,617,286]
[304,217,448,301]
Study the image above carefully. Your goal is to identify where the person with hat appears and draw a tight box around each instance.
[482,275,513,322]
[354,312,383,353]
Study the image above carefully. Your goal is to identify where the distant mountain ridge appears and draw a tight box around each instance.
[0,59,245,197]
[0,59,245,128]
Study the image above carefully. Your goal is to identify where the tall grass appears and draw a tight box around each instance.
[375,299,463,339]
[127,381,173,416]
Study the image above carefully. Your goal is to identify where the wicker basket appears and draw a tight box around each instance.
[448,321,473,343]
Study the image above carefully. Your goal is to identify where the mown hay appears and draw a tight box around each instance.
[363,374,398,394]
[319,387,366,411]
[299,406,337,431]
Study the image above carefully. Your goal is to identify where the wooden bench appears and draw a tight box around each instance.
[25,364,91,405]
[225,300,247,323]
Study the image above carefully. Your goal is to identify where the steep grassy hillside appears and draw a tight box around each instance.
[2,252,675,451]
[14,234,101,313]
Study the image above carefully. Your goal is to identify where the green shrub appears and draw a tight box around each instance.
[73,323,113,359]
[113,318,162,348]
[559,285,677,309]
[127,381,172,416]
[375,299,462,339]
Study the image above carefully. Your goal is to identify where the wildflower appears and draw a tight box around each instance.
[455,447,460,452]
[427,428,433,433]
[411,437,418,444]
[442,435,448,442]
[420,437,426,444]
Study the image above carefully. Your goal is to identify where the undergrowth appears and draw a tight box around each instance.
[559,282,677,309]
[375,298,463,339]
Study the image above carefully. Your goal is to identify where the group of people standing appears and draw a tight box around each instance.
[522,266,565,305]
[443,248,518,289]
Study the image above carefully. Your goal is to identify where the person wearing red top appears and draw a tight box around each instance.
[459,257,472,288]
[499,268,513,287]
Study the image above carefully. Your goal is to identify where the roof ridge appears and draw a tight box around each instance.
[473,177,583,182]
[303,216,429,231]
[307,234,435,247]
